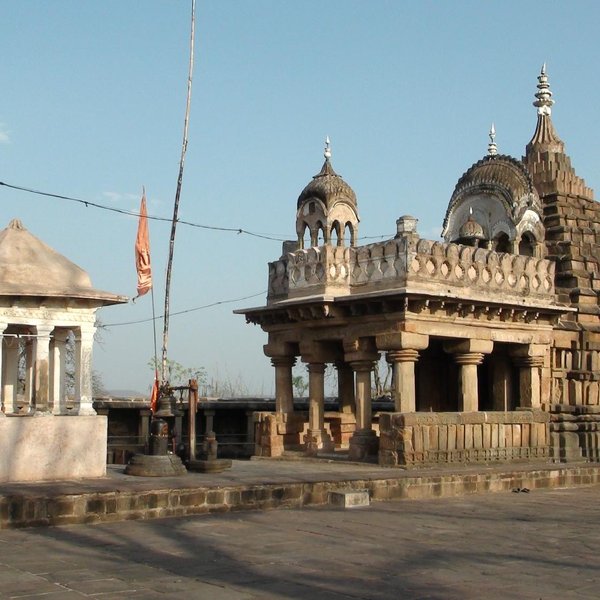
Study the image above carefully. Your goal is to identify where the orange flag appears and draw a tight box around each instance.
[134,191,152,300]
[150,370,159,414]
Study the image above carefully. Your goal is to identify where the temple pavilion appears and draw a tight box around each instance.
[238,66,600,467]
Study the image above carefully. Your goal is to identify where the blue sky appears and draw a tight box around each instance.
[1,1,599,395]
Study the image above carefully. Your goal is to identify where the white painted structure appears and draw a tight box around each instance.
[0,218,127,482]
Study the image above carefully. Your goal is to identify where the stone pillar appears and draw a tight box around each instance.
[204,408,216,435]
[50,330,69,415]
[444,340,494,413]
[513,356,544,408]
[304,362,334,455]
[376,332,429,413]
[24,337,35,413]
[352,360,375,431]
[33,325,53,414]
[454,354,483,412]
[511,344,547,409]
[0,323,7,416]
[271,356,296,414]
[75,325,96,415]
[348,359,379,461]
[245,409,256,448]
[491,355,512,411]
[335,361,355,415]
[345,338,379,461]
[387,349,419,412]
[2,335,19,414]
[139,408,152,447]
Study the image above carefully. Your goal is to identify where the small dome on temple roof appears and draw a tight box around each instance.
[0,219,127,305]
[297,138,357,210]
[450,154,537,209]
[458,214,485,241]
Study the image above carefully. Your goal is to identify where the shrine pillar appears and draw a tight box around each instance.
[444,340,493,412]
[511,344,547,409]
[345,338,379,461]
[33,325,53,414]
[2,333,18,414]
[378,332,429,413]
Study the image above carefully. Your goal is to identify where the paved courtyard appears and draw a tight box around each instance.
[1,485,599,599]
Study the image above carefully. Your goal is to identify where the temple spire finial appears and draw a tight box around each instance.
[533,62,554,116]
[324,136,331,160]
[488,123,497,156]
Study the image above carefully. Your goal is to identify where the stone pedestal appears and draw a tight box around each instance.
[125,454,187,477]
[0,415,108,482]
[349,429,379,462]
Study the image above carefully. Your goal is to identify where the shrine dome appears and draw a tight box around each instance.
[442,127,544,255]
[0,218,126,304]
[295,138,360,249]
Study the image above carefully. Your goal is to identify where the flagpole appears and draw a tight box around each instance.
[161,0,196,384]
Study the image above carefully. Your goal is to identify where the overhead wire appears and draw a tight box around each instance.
[0,179,395,243]
[102,290,267,328]
[0,180,288,242]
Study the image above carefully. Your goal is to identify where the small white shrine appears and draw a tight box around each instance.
[0,219,127,482]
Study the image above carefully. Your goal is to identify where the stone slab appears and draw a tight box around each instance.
[329,490,370,508]
[0,415,107,483]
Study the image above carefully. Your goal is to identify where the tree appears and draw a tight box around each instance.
[148,357,206,387]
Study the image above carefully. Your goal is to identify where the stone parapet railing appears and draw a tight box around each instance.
[379,410,550,467]
[268,236,556,304]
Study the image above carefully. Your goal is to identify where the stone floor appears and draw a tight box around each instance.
[1,484,599,599]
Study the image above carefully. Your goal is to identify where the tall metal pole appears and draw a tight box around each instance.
[161,0,196,383]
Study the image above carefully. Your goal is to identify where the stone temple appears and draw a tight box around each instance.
[238,66,600,466]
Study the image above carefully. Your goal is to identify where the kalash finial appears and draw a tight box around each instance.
[324,136,332,160]
[533,62,554,116]
[488,123,498,156]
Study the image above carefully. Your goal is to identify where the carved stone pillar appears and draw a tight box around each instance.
[2,334,18,414]
[50,329,69,415]
[304,362,334,455]
[491,355,513,411]
[75,325,96,415]
[33,325,53,415]
[444,340,493,413]
[387,349,419,412]
[24,337,35,413]
[453,353,484,412]
[510,344,547,409]
[513,356,544,408]
[0,323,7,416]
[335,361,355,415]
[271,356,296,414]
[377,332,429,413]
[348,359,378,461]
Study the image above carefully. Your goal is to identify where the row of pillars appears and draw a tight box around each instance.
[0,323,96,416]
[268,335,547,455]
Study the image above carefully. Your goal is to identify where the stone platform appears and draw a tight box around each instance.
[1,456,600,529]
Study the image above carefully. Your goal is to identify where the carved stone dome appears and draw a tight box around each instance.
[458,215,485,240]
[297,158,357,209]
[295,145,360,249]
[442,153,544,254]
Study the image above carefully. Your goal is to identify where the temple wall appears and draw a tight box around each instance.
[0,416,107,482]
[379,410,549,468]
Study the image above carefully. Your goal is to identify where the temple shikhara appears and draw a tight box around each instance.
[239,66,600,466]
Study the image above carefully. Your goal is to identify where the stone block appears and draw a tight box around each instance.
[0,416,107,483]
[329,490,370,508]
